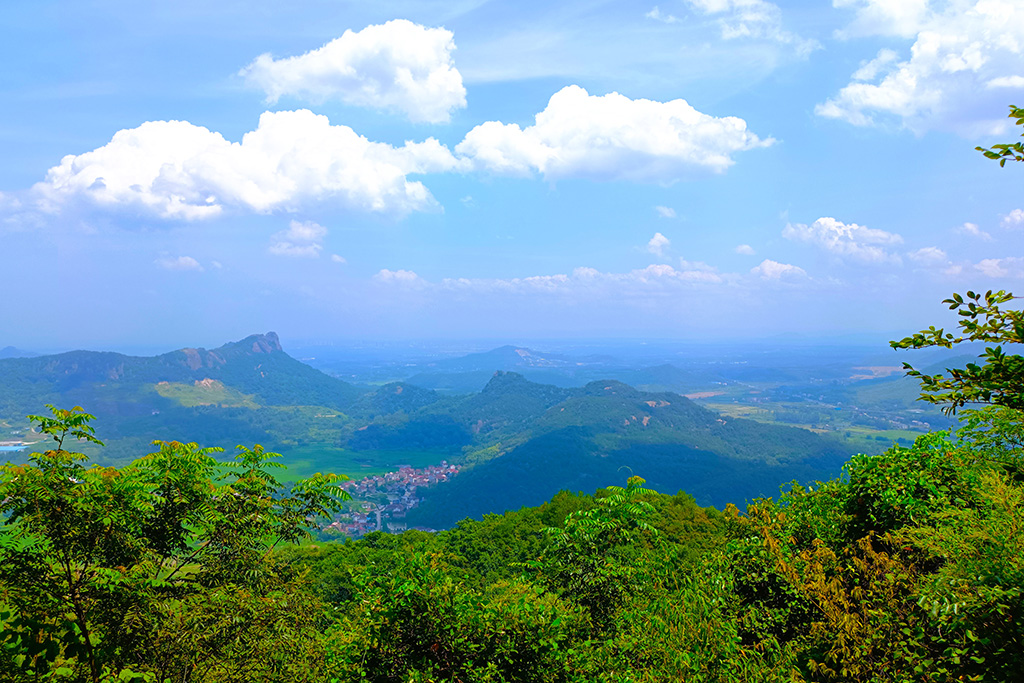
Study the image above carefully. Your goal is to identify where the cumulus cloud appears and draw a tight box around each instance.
[331,254,347,264]
[455,85,772,182]
[647,232,671,256]
[907,246,948,264]
[683,0,818,55]
[782,216,903,264]
[956,221,992,240]
[269,219,327,258]
[33,109,460,220]
[655,205,677,218]
[1002,209,1024,229]
[156,255,203,271]
[735,243,756,255]
[645,6,679,23]
[987,75,1024,89]
[750,258,806,280]
[975,257,1024,278]
[819,0,1024,134]
[240,20,466,123]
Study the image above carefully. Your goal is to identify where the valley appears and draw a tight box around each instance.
[0,332,960,533]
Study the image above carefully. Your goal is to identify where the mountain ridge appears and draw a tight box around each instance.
[1,336,853,528]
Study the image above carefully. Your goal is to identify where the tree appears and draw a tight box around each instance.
[892,104,1024,440]
[538,476,660,634]
[976,105,1024,166]
[0,405,349,682]
[889,290,1023,414]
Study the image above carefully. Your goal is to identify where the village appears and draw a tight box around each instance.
[323,461,461,537]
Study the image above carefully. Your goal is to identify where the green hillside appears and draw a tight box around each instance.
[1,342,854,520]
[0,333,366,463]
[407,377,848,528]
[0,332,363,415]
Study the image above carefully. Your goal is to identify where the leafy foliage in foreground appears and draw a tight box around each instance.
[1,401,1022,681]
[976,104,1024,166]
[0,405,348,682]
[891,289,1023,413]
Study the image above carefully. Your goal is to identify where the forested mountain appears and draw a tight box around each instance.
[0,335,851,524]
[0,333,367,463]
[406,375,847,527]
[0,332,363,415]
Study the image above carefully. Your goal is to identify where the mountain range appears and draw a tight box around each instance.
[0,333,852,527]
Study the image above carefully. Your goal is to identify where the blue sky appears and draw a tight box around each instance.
[1,0,1022,351]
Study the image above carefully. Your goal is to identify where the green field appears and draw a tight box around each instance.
[700,400,921,454]
[153,380,260,408]
[276,444,452,481]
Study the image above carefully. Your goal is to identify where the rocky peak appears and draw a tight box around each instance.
[249,331,282,354]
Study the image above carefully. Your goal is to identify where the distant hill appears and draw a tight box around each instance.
[405,346,586,393]
[420,345,578,373]
[0,332,362,411]
[0,346,38,359]
[404,345,727,395]
[394,373,851,527]
[0,332,365,462]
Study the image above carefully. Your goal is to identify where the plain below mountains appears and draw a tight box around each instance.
[0,333,851,528]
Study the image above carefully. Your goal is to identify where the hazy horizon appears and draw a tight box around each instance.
[5,331,976,369]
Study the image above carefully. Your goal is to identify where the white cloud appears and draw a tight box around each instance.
[750,258,806,280]
[852,48,901,81]
[735,243,756,255]
[455,85,772,182]
[833,0,930,39]
[645,6,679,23]
[987,75,1024,88]
[240,20,466,123]
[636,263,724,283]
[33,109,460,220]
[331,254,347,264]
[683,0,819,55]
[375,268,422,284]
[655,205,677,218]
[437,262,728,293]
[269,219,327,258]
[156,255,203,271]
[678,257,718,273]
[820,0,1024,134]
[907,246,948,264]
[211,260,223,269]
[782,216,903,264]
[975,256,1024,278]
[1002,209,1024,229]
[956,221,992,240]
[0,191,20,212]
[648,232,671,256]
